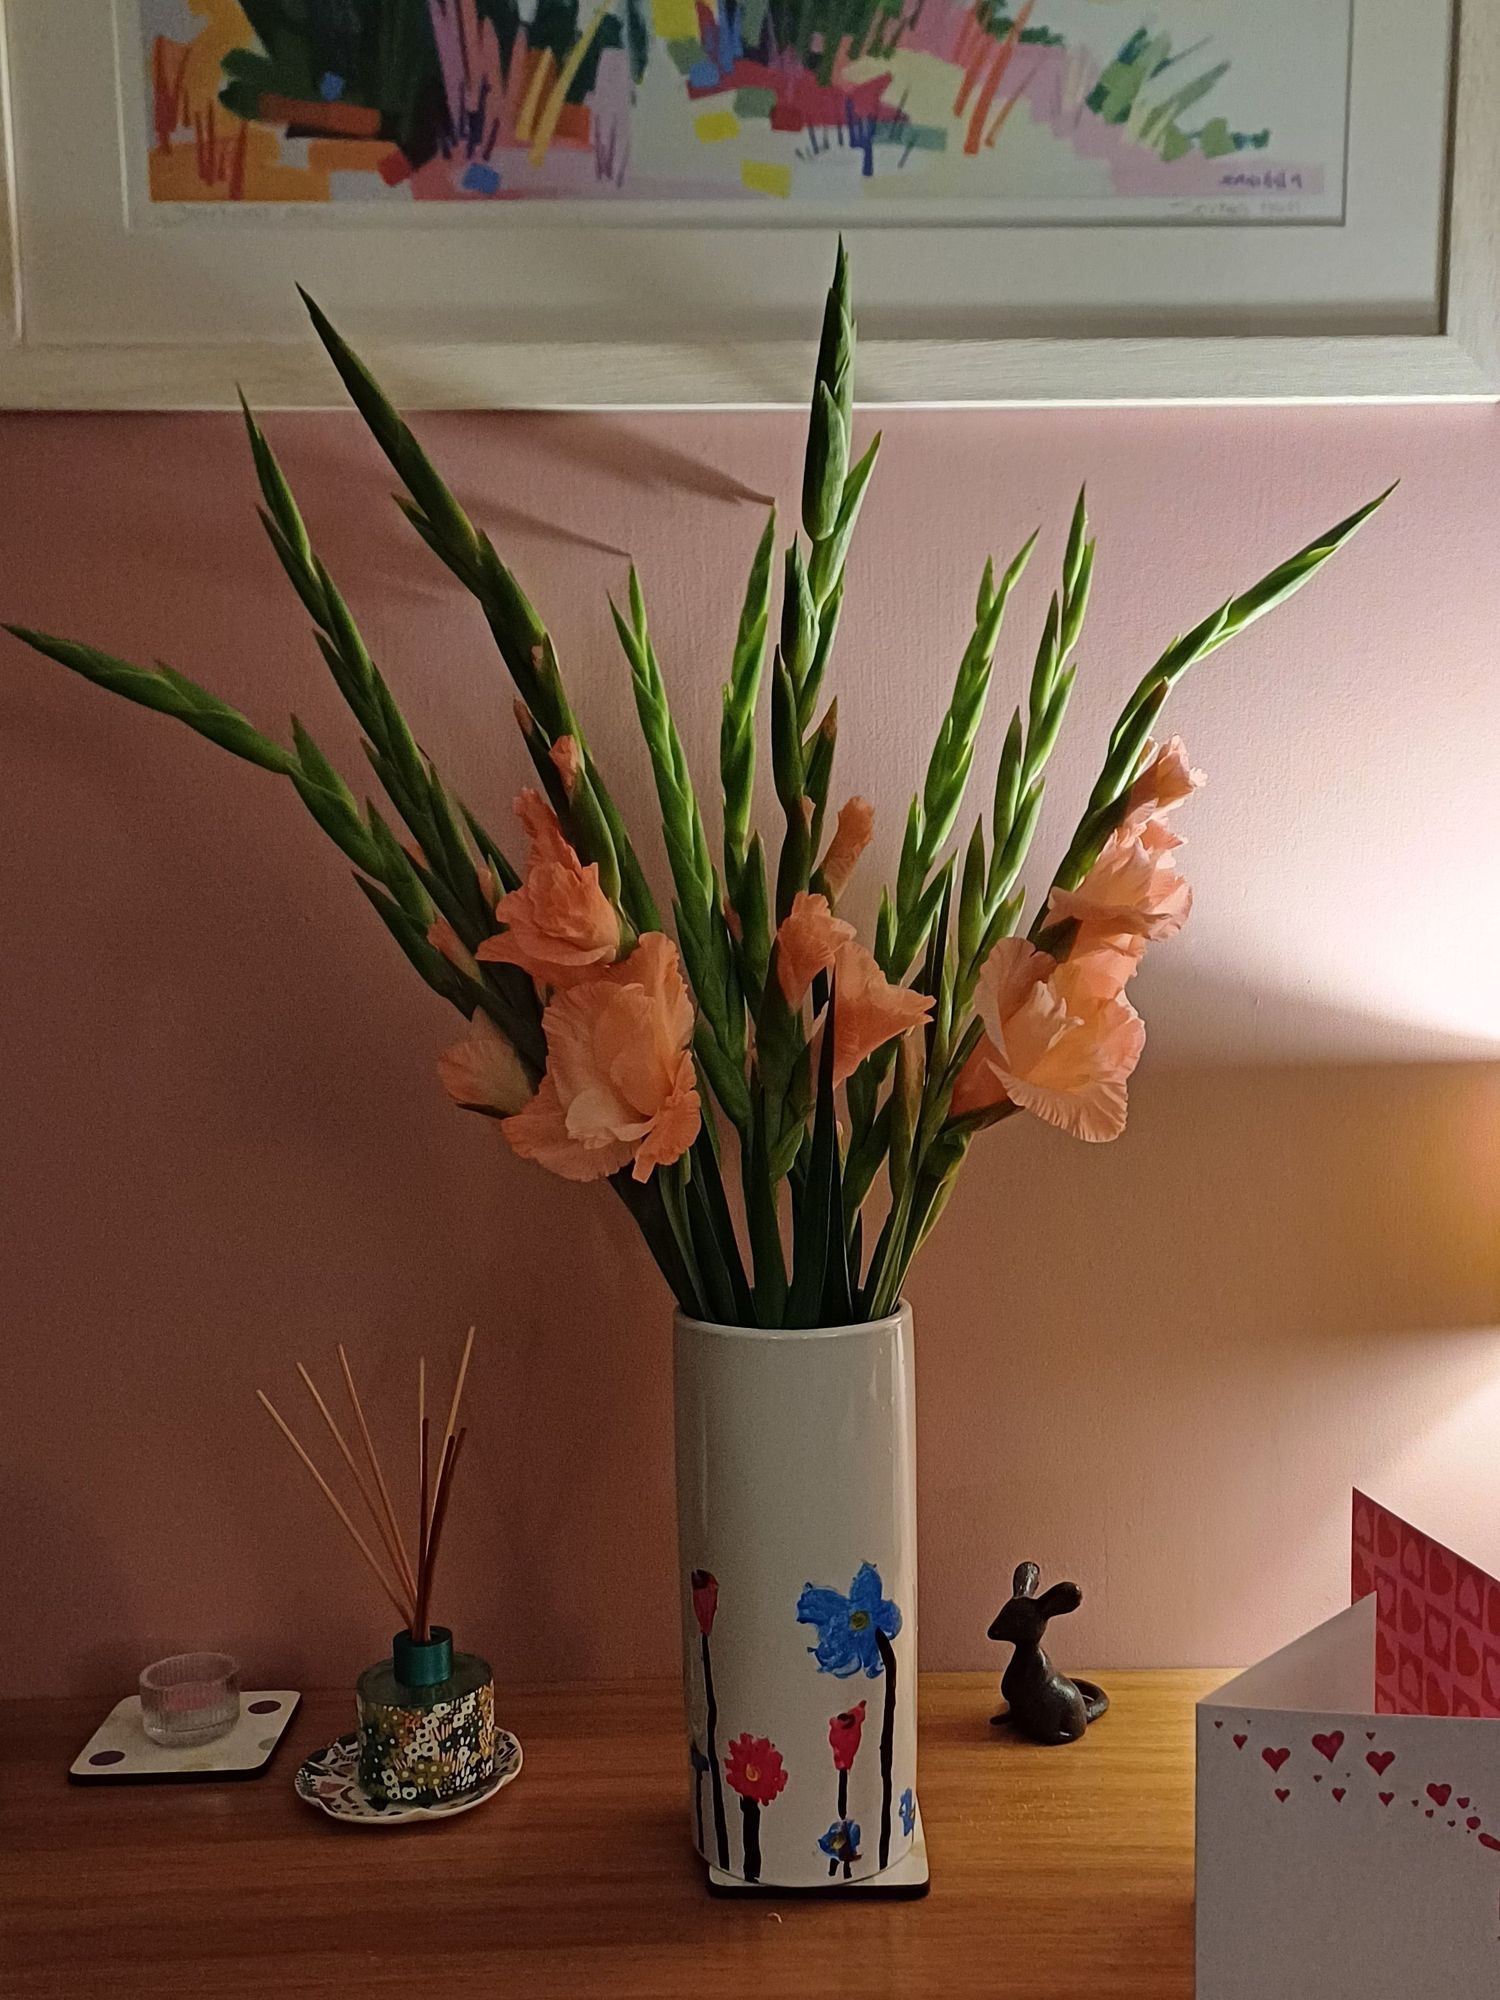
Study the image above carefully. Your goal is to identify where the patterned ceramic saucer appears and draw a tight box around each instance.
[295,1728,522,1826]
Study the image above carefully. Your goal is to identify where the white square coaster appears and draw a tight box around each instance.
[70,1691,302,1782]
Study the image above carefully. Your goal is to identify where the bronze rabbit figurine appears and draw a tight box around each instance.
[988,1562,1109,1745]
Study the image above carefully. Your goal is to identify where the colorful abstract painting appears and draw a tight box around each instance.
[137,0,1351,213]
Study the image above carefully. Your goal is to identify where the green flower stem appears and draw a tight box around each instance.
[297,286,660,938]
[612,573,750,1133]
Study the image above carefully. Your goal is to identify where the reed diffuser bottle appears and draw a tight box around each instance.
[261,1327,499,1813]
[357,1626,495,1809]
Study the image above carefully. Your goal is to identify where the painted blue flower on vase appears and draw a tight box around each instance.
[899,1787,916,1836]
[796,1563,902,1677]
[818,1818,861,1863]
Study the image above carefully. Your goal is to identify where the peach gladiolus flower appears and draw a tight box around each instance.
[504,933,701,1182]
[1123,736,1204,829]
[1047,815,1192,946]
[952,937,1144,1143]
[437,1013,533,1119]
[776,892,855,1007]
[477,789,621,991]
[774,893,931,1082]
[829,941,931,1086]
[819,797,875,899]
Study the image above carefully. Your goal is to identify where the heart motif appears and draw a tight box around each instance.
[1332,1788,1346,1802]
[1367,1750,1395,1776]
[1377,1515,1399,1559]
[1274,1788,1290,1803]
[1366,1731,1377,1741]
[1457,1568,1483,1622]
[1459,1797,1471,1809]
[1214,1720,1223,1730]
[1480,1832,1500,1852]
[1312,1731,1344,1763]
[1401,1532,1425,1582]
[1430,1549,1455,1597]
[1352,1552,1373,1600]
[1233,1734,1247,1750]
[1456,1628,1480,1679]
[1263,1747,1290,1774]
[1468,1816,1482,1831]
[1428,1784,1452,1807]
[1426,1809,1435,1818]
[1400,1589,1423,1636]
[1379,1793,1395,1806]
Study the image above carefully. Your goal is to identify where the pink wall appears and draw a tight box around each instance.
[4,400,1499,1702]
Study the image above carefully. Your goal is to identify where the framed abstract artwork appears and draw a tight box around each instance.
[0,0,1495,407]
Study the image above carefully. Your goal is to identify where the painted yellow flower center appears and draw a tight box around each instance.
[850,1610,870,1631]
[744,1762,759,1784]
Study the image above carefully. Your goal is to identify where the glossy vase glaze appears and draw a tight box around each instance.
[674,1306,918,1889]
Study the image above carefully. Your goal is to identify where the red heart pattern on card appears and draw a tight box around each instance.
[1428,1784,1452,1807]
[1233,1733,1247,1749]
[1459,1797,1471,1809]
[1480,1833,1500,1852]
[1379,1792,1395,1806]
[1312,1731,1344,1762]
[1468,1816,1482,1831]
[1263,1747,1290,1774]
[1357,1494,1500,1719]
[1274,1788,1290,1803]
[1367,1750,1395,1776]
[1332,1788,1345,1802]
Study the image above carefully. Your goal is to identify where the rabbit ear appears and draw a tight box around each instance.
[1035,1580,1083,1619]
[1013,1561,1040,1599]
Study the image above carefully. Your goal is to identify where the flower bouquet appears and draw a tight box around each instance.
[7,247,1387,1886]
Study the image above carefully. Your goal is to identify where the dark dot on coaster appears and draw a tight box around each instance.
[248,1699,280,1715]
[90,1749,126,1766]
[258,1737,278,1752]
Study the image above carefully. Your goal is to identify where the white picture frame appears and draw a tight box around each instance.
[1,0,1495,409]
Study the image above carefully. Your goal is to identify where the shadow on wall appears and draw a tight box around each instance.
[912,1048,1500,1675]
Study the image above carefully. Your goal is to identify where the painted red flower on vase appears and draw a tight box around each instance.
[724,1734,788,1807]
[691,1569,719,1636]
[829,1700,867,1771]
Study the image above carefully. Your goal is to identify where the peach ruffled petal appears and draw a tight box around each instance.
[477,789,622,990]
[437,1013,534,1118]
[830,941,933,1086]
[820,797,875,899]
[969,934,1146,1144]
[504,1075,634,1181]
[776,892,855,1008]
[504,931,701,1183]
[1124,737,1205,828]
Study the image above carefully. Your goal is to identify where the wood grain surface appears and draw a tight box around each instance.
[1,1670,1226,1999]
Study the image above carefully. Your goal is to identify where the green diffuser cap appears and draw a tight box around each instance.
[392,1626,453,1689]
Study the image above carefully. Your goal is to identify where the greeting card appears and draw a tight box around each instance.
[1197,1495,1500,1999]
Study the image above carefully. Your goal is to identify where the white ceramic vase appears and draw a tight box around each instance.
[674,1305,919,1890]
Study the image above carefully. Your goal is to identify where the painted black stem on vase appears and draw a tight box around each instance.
[702,1634,730,1869]
[876,1628,898,1870]
[739,1795,762,1882]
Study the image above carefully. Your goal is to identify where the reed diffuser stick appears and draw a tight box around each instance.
[256,1391,414,1624]
[439,1325,476,1468]
[337,1342,414,1594]
[296,1362,416,1600]
[260,1332,476,1649]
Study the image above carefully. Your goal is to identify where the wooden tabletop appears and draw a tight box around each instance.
[1,1670,1222,1999]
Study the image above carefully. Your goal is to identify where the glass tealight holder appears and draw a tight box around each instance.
[139,1652,241,1747]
